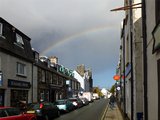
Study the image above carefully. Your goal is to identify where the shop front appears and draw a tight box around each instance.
[8,79,31,107]
[38,89,49,102]
[0,89,4,106]
[49,85,66,102]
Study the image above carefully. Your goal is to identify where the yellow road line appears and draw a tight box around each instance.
[100,103,109,120]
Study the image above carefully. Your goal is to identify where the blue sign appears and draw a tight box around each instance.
[125,63,131,77]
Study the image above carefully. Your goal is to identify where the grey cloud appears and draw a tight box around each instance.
[0,0,124,88]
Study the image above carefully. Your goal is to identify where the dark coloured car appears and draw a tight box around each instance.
[0,107,36,120]
[54,99,75,113]
[26,102,60,120]
[68,98,83,109]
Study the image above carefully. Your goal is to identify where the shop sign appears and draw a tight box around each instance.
[57,65,74,77]
[66,80,70,85]
[113,75,120,81]
[8,79,31,88]
[125,63,131,77]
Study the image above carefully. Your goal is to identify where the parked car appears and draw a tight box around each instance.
[26,102,60,120]
[0,107,36,120]
[68,98,83,109]
[54,99,75,113]
[80,97,89,106]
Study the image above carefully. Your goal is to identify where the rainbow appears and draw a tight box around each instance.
[41,24,116,55]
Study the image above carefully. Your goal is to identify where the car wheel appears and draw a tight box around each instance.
[31,118,36,120]
[45,115,49,120]
[57,110,60,117]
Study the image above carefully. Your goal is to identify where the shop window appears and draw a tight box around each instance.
[11,90,28,107]
[40,90,49,101]
[156,0,160,24]
[40,92,44,101]
[17,62,26,76]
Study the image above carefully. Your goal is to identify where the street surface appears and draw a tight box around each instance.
[55,98,108,120]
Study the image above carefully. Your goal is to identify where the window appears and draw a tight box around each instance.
[17,62,26,76]
[15,33,24,47]
[125,35,130,65]
[0,23,2,36]
[58,76,63,85]
[38,68,46,83]
[52,73,58,85]
[50,73,53,84]
[41,70,45,83]
[156,0,160,23]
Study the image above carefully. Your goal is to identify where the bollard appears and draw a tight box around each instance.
[137,112,143,120]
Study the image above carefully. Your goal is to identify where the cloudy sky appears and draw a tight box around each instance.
[0,0,124,89]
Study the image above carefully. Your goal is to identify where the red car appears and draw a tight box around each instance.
[0,107,36,120]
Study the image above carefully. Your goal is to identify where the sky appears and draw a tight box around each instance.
[0,0,124,89]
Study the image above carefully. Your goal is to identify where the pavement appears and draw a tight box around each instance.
[101,102,124,120]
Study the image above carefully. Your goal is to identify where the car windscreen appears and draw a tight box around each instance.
[55,101,66,105]
[0,109,7,117]
[6,108,20,116]
[27,104,40,110]
[69,99,77,102]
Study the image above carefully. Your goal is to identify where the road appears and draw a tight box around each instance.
[55,98,108,120]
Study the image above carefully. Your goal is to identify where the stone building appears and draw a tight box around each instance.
[0,17,35,106]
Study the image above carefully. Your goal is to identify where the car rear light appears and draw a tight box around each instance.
[39,103,43,108]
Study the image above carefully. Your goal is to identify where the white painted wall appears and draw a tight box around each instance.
[73,70,84,91]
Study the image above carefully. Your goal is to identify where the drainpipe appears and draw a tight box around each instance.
[123,26,126,117]
[142,0,148,119]
[31,63,33,103]
[129,0,134,120]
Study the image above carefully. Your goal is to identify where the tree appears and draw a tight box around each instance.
[110,84,115,94]
[92,87,103,97]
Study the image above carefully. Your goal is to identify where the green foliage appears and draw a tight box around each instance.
[110,85,115,94]
[92,87,103,97]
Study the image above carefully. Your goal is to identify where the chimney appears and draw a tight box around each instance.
[49,56,58,64]
[76,64,85,77]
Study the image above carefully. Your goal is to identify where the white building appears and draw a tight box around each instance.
[73,70,91,92]
[73,70,85,92]
[116,0,143,119]
[144,0,160,119]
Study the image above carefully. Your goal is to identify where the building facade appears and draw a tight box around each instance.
[144,0,160,119]
[0,17,81,107]
[116,0,144,119]
[76,64,93,92]
[0,17,35,106]
[116,0,160,119]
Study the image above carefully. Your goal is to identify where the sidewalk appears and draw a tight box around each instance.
[102,103,124,120]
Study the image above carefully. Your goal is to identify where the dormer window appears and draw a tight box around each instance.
[15,33,24,47]
[0,23,2,36]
